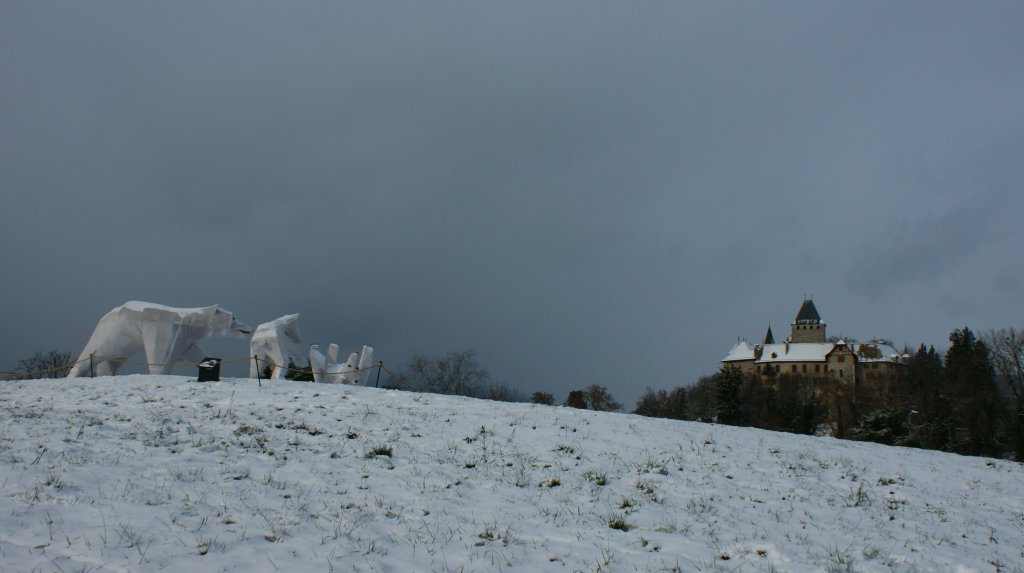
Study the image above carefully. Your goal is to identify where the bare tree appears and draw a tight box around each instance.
[563,385,621,411]
[584,384,622,412]
[402,350,490,397]
[984,328,1024,460]
[633,386,688,419]
[483,382,525,403]
[10,350,75,379]
[564,390,587,409]
[984,328,1024,400]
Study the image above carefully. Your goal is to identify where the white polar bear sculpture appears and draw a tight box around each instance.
[67,301,252,377]
[310,343,374,385]
[249,314,308,380]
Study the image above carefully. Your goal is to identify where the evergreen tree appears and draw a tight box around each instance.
[665,386,688,420]
[904,344,949,449]
[773,374,822,435]
[740,375,777,429]
[713,364,745,425]
[944,328,1007,456]
[686,375,716,422]
[849,407,912,446]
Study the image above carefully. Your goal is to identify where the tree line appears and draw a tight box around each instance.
[3,349,75,379]
[8,347,622,411]
[387,350,625,411]
[633,327,1024,461]
[384,349,526,402]
[11,328,1020,461]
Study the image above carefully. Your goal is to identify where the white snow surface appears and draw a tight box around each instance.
[1,376,1022,572]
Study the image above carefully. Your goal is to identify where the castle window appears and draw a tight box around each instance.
[815,364,820,373]
[801,364,807,373]
[792,365,797,372]
[838,355,845,363]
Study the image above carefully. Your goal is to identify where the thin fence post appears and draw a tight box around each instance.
[375,361,382,388]
[254,355,261,387]
[90,353,94,378]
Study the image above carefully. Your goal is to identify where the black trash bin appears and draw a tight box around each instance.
[197,357,222,382]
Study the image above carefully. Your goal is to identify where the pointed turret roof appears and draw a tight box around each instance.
[763,324,775,345]
[794,299,821,324]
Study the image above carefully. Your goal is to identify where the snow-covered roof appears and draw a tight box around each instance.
[722,340,755,362]
[723,338,904,365]
[752,341,904,364]
[756,343,834,363]
[855,342,904,363]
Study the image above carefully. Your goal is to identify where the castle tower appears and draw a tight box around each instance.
[790,299,826,343]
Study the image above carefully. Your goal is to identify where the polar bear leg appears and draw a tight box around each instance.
[143,325,209,375]
[95,358,125,377]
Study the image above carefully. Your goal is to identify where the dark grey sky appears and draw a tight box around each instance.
[3,2,1022,406]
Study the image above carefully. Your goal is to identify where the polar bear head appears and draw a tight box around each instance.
[207,305,253,338]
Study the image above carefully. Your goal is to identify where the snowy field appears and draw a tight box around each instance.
[1,376,1022,572]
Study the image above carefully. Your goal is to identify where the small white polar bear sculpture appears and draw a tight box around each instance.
[67,301,252,377]
[249,314,309,380]
[310,343,374,385]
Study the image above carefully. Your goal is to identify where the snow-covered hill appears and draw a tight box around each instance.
[1,376,1022,572]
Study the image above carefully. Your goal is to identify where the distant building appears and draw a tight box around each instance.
[722,299,906,385]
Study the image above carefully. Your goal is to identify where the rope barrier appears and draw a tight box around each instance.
[379,363,403,382]
[0,355,91,379]
[255,355,382,377]
[4,352,395,384]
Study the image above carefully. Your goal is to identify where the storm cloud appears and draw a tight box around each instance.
[2,1,1022,406]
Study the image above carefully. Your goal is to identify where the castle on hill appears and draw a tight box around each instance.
[722,299,906,384]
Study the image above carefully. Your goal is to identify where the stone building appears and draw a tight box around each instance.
[722,299,906,385]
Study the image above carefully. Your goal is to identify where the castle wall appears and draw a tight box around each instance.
[825,344,857,384]
[790,322,826,343]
